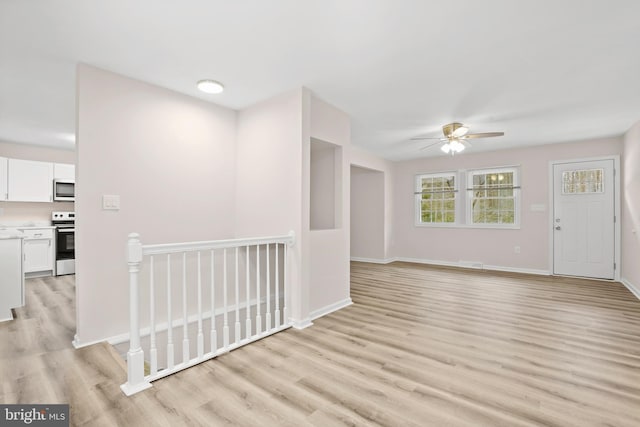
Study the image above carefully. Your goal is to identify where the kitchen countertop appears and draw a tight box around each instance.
[0,229,26,239]
[0,221,54,229]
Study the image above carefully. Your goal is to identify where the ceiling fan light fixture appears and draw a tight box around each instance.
[440,139,465,155]
[197,79,224,94]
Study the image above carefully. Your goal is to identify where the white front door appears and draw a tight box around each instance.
[553,159,615,279]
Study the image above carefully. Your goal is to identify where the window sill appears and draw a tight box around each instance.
[414,222,521,230]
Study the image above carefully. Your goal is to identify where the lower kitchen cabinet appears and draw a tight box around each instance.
[20,228,55,276]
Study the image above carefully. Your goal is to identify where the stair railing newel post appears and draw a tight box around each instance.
[120,233,152,396]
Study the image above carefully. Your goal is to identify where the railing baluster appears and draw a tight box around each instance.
[283,242,289,325]
[234,247,241,345]
[266,243,271,332]
[223,248,229,348]
[149,255,157,376]
[182,252,189,364]
[256,245,262,335]
[275,243,280,329]
[197,252,204,359]
[166,253,174,369]
[210,250,217,353]
[245,245,251,340]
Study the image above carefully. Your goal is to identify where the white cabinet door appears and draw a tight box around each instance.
[54,163,75,180]
[8,159,54,202]
[0,238,24,316]
[0,157,7,201]
[23,238,53,273]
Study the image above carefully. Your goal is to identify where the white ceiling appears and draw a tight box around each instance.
[1,1,639,160]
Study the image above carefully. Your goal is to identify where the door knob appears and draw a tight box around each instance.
[555,226,561,230]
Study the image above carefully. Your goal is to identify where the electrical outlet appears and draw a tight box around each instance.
[514,246,521,254]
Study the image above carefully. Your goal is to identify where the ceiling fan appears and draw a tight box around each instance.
[412,122,504,155]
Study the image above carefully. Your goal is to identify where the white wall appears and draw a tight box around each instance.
[75,71,354,342]
[350,166,385,260]
[306,92,351,319]
[349,147,395,261]
[622,121,640,293]
[0,140,74,223]
[392,137,622,273]
[75,65,237,345]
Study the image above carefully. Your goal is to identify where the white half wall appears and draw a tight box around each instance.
[75,65,237,345]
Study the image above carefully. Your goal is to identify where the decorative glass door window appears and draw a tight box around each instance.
[562,169,604,194]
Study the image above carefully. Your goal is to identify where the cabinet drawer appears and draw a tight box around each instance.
[20,229,54,239]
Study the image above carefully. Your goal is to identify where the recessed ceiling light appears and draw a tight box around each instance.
[197,79,224,94]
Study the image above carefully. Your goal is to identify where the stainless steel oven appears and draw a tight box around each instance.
[52,211,75,275]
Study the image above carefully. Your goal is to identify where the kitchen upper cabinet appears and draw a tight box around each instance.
[0,157,7,201]
[54,163,75,180]
[7,159,54,202]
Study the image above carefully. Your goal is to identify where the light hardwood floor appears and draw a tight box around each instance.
[2,263,640,426]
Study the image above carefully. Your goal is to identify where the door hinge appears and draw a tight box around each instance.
[614,215,616,223]
[614,262,617,270]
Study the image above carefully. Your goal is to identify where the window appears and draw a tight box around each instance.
[467,167,519,227]
[562,168,603,194]
[415,172,457,225]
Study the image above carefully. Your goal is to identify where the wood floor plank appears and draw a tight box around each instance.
[2,263,640,426]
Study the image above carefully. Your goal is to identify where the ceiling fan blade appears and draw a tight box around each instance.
[419,141,443,151]
[462,132,505,139]
[410,136,444,141]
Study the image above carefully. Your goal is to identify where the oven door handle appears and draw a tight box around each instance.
[57,228,75,233]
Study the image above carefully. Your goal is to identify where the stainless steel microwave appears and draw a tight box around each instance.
[53,179,75,202]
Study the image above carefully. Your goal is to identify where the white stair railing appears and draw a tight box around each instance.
[120,231,295,396]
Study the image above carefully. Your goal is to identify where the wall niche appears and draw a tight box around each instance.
[310,138,342,230]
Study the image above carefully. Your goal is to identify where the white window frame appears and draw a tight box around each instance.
[465,166,521,229]
[414,171,459,227]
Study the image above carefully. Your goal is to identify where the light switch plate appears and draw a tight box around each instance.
[102,195,120,210]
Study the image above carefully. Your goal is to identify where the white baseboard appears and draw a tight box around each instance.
[483,264,550,276]
[392,257,550,276]
[74,295,282,348]
[291,318,313,330]
[350,257,397,264]
[621,278,640,301]
[309,297,353,321]
[73,334,109,349]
